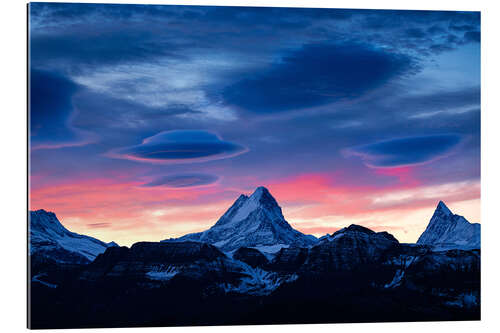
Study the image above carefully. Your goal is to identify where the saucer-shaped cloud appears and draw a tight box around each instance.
[111,130,247,163]
[345,134,462,168]
[140,173,219,188]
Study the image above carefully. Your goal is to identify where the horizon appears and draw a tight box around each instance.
[31,186,476,247]
[29,4,480,247]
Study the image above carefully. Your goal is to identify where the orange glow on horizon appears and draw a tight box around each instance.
[30,172,480,247]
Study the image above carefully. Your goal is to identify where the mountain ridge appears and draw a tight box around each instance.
[29,194,481,328]
[416,201,480,250]
[30,209,117,264]
[29,193,481,263]
[162,186,317,253]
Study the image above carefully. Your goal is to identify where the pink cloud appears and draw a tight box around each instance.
[266,171,479,227]
[29,165,480,246]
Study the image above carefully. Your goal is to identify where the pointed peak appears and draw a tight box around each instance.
[167,185,318,251]
[436,201,452,216]
[251,186,271,197]
[250,186,281,206]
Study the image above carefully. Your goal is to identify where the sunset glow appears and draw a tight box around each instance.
[29,4,480,247]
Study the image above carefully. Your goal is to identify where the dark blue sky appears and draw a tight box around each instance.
[29,3,480,245]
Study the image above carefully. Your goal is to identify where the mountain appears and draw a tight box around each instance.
[416,201,480,250]
[81,241,299,297]
[305,224,400,272]
[82,241,228,281]
[30,209,116,264]
[30,201,481,328]
[163,186,317,253]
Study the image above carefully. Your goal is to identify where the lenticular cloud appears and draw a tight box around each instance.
[344,134,462,168]
[140,173,219,188]
[110,130,247,163]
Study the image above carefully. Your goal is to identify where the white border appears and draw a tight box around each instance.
[1,0,499,332]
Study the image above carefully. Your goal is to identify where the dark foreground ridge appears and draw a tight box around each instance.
[29,190,480,328]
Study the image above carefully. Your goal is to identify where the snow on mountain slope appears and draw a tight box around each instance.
[82,241,297,296]
[416,201,480,250]
[30,209,116,264]
[219,262,299,296]
[163,186,317,252]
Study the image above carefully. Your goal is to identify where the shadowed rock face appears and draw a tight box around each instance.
[163,187,317,252]
[304,224,400,272]
[417,201,480,250]
[84,225,402,283]
[408,249,480,273]
[77,241,303,301]
[30,222,480,329]
[128,241,225,262]
[270,247,310,272]
[81,241,232,281]
[233,247,269,268]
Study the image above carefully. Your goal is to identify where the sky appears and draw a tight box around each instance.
[29,3,480,246]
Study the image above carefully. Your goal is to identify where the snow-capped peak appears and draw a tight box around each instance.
[30,210,117,263]
[436,201,452,216]
[416,201,480,250]
[252,186,273,200]
[30,209,69,237]
[219,186,282,227]
[163,186,317,252]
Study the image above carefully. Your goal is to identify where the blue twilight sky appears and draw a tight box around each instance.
[29,3,480,246]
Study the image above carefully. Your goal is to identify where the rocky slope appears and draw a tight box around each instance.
[417,201,480,250]
[304,224,400,272]
[30,209,116,264]
[81,241,299,297]
[163,186,317,253]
